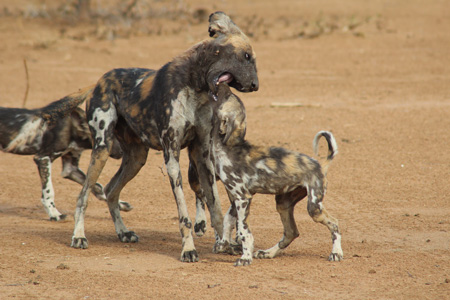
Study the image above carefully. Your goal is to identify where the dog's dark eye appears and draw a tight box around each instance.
[245,52,251,61]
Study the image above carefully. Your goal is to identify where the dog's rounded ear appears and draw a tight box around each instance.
[219,117,228,135]
[208,11,242,38]
[220,116,238,145]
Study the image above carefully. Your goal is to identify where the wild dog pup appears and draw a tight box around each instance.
[211,84,343,266]
[0,88,131,221]
[71,12,259,263]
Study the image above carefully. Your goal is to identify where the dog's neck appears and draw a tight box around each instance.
[211,84,248,147]
[166,41,212,93]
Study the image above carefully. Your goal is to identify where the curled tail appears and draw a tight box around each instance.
[40,85,94,124]
[313,131,338,176]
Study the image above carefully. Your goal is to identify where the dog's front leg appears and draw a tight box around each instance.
[213,202,242,255]
[188,142,224,241]
[187,161,208,237]
[164,144,198,262]
[233,196,254,266]
[34,155,67,221]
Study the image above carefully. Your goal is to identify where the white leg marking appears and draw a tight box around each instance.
[194,197,207,236]
[235,198,254,266]
[39,158,63,219]
[330,232,344,261]
[222,206,236,243]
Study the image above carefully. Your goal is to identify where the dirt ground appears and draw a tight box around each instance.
[0,0,449,299]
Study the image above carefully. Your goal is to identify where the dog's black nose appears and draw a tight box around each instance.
[251,81,259,91]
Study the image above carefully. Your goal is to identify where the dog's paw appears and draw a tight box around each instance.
[213,241,242,255]
[234,258,252,266]
[49,214,67,222]
[254,250,272,259]
[71,237,88,249]
[328,252,343,262]
[118,200,133,212]
[229,242,243,255]
[181,250,199,262]
[118,231,139,243]
[194,220,207,237]
[213,241,230,254]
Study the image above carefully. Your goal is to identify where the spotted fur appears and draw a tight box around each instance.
[207,84,342,266]
[0,88,130,221]
[71,12,259,263]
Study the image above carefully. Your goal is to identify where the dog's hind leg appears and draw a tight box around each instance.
[71,147,110,248]
[255,187,307,259]
[61,152,133,212]
[103,139,148,244]
[72,103,118,249]
[34,155,67,221]
[188,162,207,237]
[307,185,343,261]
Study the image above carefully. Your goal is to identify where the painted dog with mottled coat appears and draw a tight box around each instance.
[71,12,259,262]
[0,87,130,221]
[206,85,343,266]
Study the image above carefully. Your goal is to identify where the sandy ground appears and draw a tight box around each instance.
[0,0,449,299]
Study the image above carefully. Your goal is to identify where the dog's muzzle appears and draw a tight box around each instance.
[250,80,258,91]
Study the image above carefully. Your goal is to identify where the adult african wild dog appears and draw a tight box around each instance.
[0,88,130,221]
[71,12,259,262]
[205,84,342,266]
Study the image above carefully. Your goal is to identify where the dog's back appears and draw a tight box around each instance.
[0,86,93,155]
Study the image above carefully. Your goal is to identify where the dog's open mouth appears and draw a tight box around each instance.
[215,72,244,92]
[216,72,234,85]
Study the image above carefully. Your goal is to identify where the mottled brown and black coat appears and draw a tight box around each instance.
[0,88,128,222]
[207,85,343,266]
[71,12,259,263]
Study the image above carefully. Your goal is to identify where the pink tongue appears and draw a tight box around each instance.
[218,73,232,83]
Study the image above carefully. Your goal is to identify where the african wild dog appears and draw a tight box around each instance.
[71,12,259,263]
[0,88,131,221]
[205,84,342,266]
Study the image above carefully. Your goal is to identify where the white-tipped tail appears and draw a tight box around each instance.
[313,131,338,175]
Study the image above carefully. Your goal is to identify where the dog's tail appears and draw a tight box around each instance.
[313,131,338,176]
[39,85,95,124]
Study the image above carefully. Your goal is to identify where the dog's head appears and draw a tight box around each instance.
[205,12,259,95]
[215,84,247,146]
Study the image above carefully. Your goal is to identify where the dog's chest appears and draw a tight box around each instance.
[165,90,197,146]
[130,88,209,149]
[214,146,256,195]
